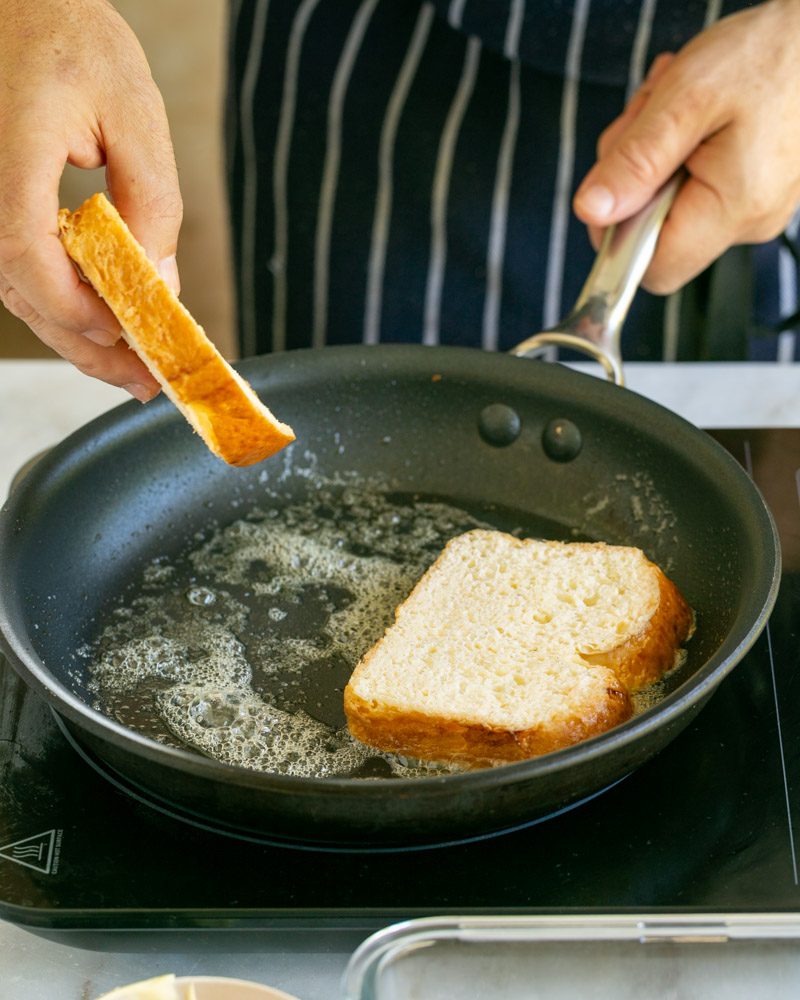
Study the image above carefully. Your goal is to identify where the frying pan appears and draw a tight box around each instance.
[0,185,780,849]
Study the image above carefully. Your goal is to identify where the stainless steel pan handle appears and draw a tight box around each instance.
[510,174,683,386]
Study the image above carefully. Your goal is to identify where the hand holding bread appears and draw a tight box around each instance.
[0,0,180,401]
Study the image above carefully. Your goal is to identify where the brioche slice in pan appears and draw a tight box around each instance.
[58,193,295,467]
[344,530,694,767]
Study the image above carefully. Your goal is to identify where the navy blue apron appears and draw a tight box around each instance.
[224,0,800,362]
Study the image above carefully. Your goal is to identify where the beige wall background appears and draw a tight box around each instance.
[0,0,236,359]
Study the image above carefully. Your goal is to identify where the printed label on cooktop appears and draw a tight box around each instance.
[0,829,62,875]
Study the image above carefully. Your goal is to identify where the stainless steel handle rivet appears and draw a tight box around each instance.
[542,418,583,462]
[478,403,522,447]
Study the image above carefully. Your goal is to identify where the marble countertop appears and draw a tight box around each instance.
[1,359,800,494]
[1,358,798,1000]
[2,359,800,492]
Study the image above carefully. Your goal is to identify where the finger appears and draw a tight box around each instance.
[574,61,725,227]
[597,94,648,161]
[0,132,123,341]
[639,176,733,294]
[102,76,183,288]
[595,102,641,164]
[640,51,675,90]
[586,223,603,252]
[597,53,677,159]
[1,284,160,400]
[588,52,678,247]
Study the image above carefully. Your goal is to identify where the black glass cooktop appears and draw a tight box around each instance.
[1,429,799,933]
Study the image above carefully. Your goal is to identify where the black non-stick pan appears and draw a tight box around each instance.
[0,185,780,849]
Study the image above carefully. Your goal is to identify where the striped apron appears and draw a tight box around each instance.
[225,0,800,362]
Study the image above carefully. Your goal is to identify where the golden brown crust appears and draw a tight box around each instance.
[580,565,694,691]
[344,682,633,767]
[58,193,295,467]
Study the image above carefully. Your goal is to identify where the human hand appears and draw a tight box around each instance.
[0,0,182,400]
[573,0,800,295]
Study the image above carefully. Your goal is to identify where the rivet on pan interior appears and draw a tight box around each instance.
[542,418,582,462]
[478,404,521,447]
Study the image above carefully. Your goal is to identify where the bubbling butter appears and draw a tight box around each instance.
[86,484,496,778]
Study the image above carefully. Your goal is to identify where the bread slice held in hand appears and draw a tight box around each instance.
[344,530,694,767]
[58,193,295,467]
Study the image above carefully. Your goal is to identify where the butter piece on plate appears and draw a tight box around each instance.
[96,975,193,1000]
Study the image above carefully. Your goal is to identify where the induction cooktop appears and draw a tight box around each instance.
[1,429,798,934]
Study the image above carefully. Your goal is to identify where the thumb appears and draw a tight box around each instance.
[103,88,183,293]
[574,73,719,227]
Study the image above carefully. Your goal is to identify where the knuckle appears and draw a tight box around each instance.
[641,239,686,296]
[614,133,666,187]
[0,285,37,324]
[674,78,710,119]
[727,171,794,243]
[71,353,105,380]
[0,230,34,271]
[743,213,788,244]
[597,123,616,158]
[613,89,705,187]
[739,182,774,225]
[642,270,681,296]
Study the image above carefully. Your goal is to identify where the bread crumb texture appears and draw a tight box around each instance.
[345,530,694,765]
[58,193,295,466]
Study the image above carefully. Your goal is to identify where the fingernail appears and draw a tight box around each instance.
[158,255,181,295]
[124,382,159,403]
[83,328,120,346]
[576,184,615,220]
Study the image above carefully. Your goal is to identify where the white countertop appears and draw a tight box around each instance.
[0,358,798,1000]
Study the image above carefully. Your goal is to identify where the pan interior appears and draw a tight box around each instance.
[82,474,602,781]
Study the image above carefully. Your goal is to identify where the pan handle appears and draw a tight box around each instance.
[509,173,683,386]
